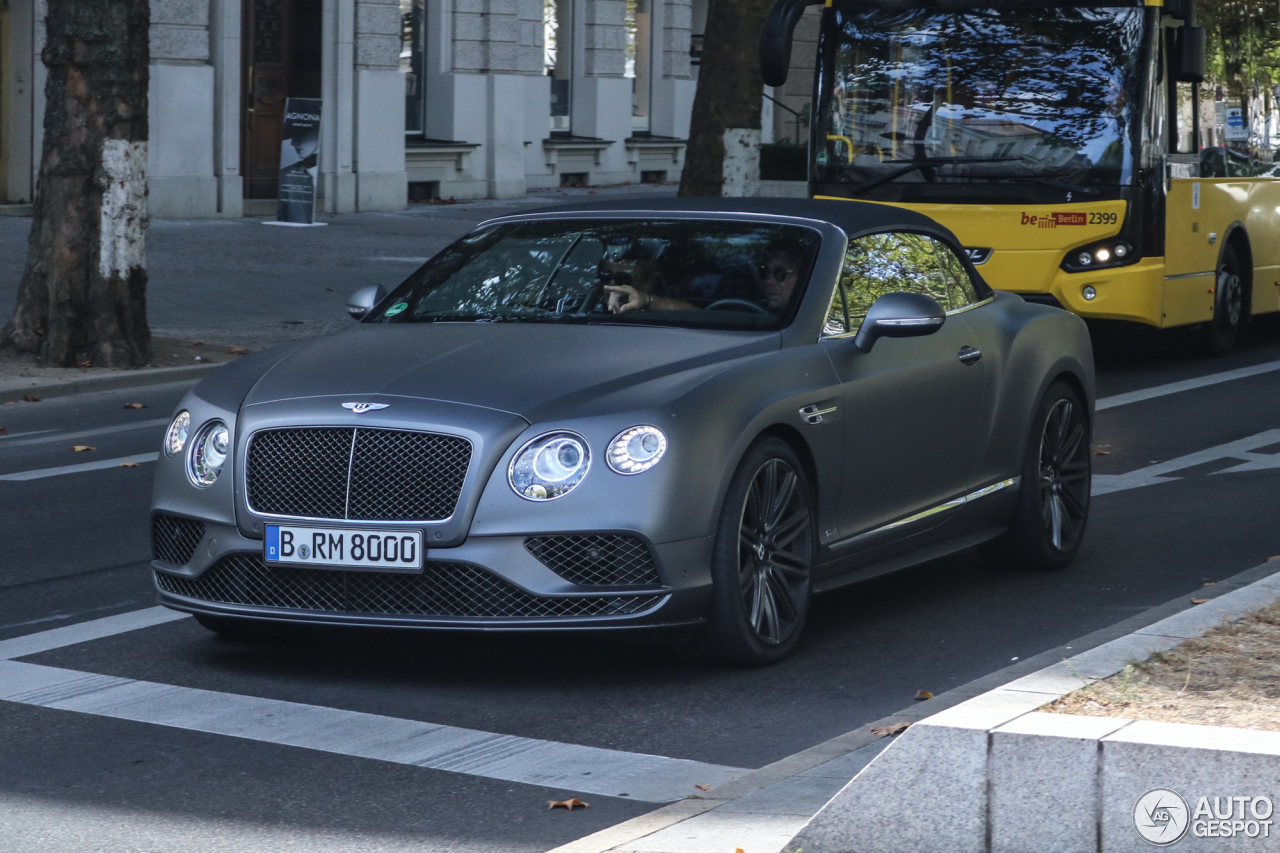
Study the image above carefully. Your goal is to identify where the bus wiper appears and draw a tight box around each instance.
[979,173,1102,197]
[849,157,1020,195]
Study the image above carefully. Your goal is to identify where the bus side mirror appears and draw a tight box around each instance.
[1176,27,1206,83]
[760,0,823,87]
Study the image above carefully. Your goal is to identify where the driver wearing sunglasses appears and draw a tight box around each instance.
[758,245,802,311]
[601,257,695,314]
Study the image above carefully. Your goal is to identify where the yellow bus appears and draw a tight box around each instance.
[761,0,1280,353]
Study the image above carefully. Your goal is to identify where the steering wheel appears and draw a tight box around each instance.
[706,298,771,316]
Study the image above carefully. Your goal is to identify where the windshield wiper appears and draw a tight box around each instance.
[848,157,1020,196]
[977,173,1102,197]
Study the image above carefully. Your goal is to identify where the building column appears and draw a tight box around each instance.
[148,0,219,218]
[210,0,242,216]
[321,0,357,212]
[353,0,407,210]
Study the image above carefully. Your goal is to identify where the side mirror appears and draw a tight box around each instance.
[1176,27,1206,83]
[346,285,387,320]
[853,292,946,353]
[759,0,823,87]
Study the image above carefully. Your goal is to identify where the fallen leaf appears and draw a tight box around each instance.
[23,395,40,403]
[119,462,139,468]
[192,341,204,346]
[1095,450,1111,456]
[76,360,92,368]
[72,445,96,452]
[123,403,148,409]
[1191,598,1211,605]
[694,784,711,792]
[0,427,6,435]
[33,324,45,336]
[914,690,934,700]
[548,797,589,810]
[1268,556,1280,562]
[227,347,249,355]
[871,722,912,737]
[1203,582,1216,587]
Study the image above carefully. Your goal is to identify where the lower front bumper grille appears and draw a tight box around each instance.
[156,554,664,620]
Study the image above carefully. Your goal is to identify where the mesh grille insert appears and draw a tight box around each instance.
[152,515,206,566]
[246,427,472,521]
[156,554,662,620]
[524,535,661,586]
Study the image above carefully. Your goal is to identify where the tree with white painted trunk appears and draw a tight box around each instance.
[678,0,775,198]
[2,0,150,367]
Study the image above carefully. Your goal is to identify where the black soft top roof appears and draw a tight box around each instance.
[513,196,961,245]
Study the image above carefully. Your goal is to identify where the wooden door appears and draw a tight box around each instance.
[242,0,293,198]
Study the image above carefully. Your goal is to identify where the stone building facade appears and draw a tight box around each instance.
[0,0,707,217]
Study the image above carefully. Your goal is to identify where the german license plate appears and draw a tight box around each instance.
[264,525,423,572]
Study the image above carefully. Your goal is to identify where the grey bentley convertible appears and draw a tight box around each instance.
[151,198,1094,665]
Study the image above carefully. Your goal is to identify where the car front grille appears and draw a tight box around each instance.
[156,554,664,620]
[246,427,472,521]
[152,514,205,565]
[524,535,661,586]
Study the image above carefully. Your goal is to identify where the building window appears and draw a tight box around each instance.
[625,0,653,133]
[546,0,573,133]
[402,0,426,135]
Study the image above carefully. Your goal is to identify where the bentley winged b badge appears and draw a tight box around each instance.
[342,402,390,414]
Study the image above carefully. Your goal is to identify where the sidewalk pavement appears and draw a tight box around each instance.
[0,184,677,395]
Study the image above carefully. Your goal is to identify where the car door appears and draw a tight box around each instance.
[821,231,989,543]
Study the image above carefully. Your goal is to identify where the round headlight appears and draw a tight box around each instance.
[165,411,190,457]
[1077,252,1093,266]
[607,426,667,475]
[509,432,590,501]
[1094,248,1111,263]
[1113,243,1129,259]
[188,420,230,487]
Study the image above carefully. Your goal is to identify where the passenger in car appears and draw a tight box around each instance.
[601,245,696,313]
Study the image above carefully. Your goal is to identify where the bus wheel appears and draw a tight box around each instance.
[1204,246,1245,355]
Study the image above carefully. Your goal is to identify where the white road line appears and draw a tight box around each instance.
[1096,358,1280,411]
[1092,428,1280,497]
[0,429,57,441]
[0,606,188,660]
[0,452,159,481]
[0,418,169,448]
[0,607,747,801]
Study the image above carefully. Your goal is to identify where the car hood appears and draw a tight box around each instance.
[242,323,780,422]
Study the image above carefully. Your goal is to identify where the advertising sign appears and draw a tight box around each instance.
[276,98,323,225]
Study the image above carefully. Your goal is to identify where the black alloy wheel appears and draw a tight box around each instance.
[1038,396,1091,553]
[1205,245,1245,355]
[680,437,815,665]
[981,381,1091,572]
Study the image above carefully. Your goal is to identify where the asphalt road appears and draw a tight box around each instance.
[2,320,1280,852]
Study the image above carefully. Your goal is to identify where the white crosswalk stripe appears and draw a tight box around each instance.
[0,608,747,802]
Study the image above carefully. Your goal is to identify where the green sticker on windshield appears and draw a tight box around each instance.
[385,302,409,317]
[816,151,829,165]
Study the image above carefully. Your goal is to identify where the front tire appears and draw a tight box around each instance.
[981,382,1091,572]
[1204,245,1246,355]
[680,437,816,665]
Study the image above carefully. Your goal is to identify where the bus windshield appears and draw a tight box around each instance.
[815,7,1146,194]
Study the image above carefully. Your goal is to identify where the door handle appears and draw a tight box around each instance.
[958,346,982,366]
[799,404,837,425]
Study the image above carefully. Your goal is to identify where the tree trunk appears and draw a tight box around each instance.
[679,0,775,197]
[3,0,150,368]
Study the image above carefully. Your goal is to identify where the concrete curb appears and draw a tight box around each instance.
[0,363,221,403]
[786,566,1280,853]
[544,560,1280,853]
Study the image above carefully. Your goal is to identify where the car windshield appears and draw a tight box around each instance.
[368,219,822,330]
[815,7,1145,192]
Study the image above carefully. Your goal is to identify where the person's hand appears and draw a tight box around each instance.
[604,285,651,313]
